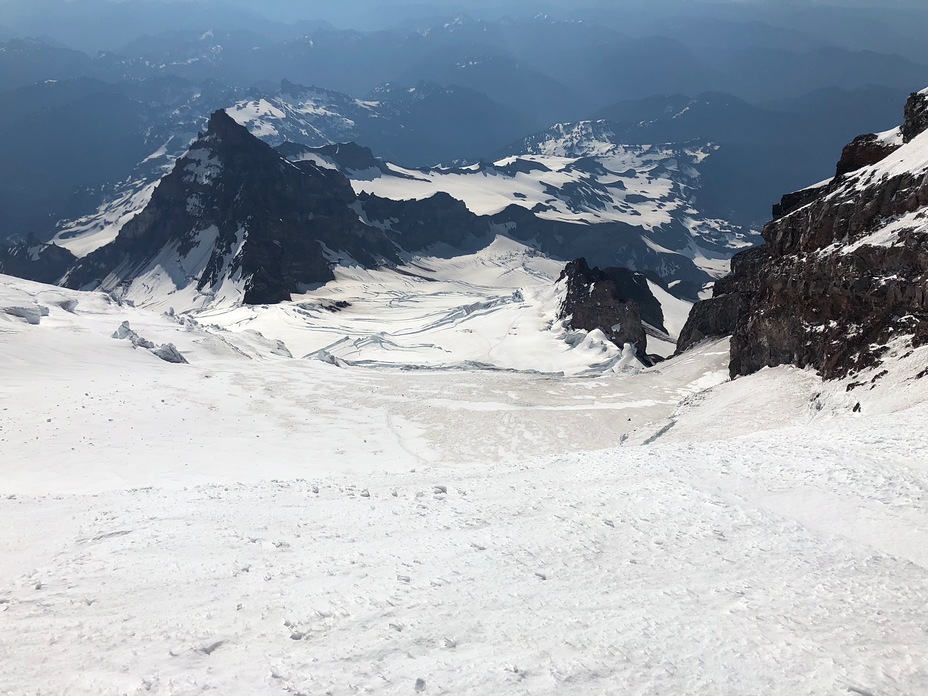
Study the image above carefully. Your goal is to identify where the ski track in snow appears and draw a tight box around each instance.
[2,267,928,695]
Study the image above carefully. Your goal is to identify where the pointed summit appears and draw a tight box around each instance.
[62,110,399,308]
[205,108,243,138]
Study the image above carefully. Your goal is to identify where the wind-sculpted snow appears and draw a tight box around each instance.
[2,267,928,695]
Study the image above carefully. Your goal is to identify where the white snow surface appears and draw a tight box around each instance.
[2,266,928,695]
[227,89,369,147]
[343,146,755,278]
[848,126,928,186]
[81,236,689,368]
[353,151,685,227]
[52,180,159,259]
[839,208,928,254]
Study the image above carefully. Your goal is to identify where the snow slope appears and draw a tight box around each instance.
[294,141,756,280]
[2,270,927,695]
[227,90,377,145]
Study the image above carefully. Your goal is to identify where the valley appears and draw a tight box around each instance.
[2,2,928,694]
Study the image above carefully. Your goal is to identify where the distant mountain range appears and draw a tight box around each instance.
[2,108,754,313]
[1,5,926,293]
[514,86,909,225]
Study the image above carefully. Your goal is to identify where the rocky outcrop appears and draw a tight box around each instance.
[557,258,666,363]
[679,88,928,379]
[676,248,764,353]
[14,108,723,308]
[902,89,928,144]
[833,133,900,179]
[729,237,928,378]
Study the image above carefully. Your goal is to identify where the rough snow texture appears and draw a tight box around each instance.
[2,269,928,695]
[196,236,669,369]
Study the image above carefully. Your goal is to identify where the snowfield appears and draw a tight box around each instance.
[2,263,928,695]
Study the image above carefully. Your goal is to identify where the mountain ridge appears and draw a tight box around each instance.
[679,88,928,379]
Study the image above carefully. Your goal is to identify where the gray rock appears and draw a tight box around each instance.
[151,343,188,364]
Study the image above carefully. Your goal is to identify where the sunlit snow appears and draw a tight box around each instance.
[2,266,927,695]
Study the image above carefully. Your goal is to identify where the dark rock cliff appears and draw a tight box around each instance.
[63,110,400,305]
[833,133,900,179]
[557,257,667,363]
[678,89,928,379]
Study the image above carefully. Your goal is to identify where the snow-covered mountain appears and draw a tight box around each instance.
[681,87,928,379]
[5,76,528,247]
[282,134,756,286]
[226,80,377,145]
[6,106,757,317]
[59,110,404,308]
[225,78,534,166]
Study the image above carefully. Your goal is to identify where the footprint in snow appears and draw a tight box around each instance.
[197,640,226,656]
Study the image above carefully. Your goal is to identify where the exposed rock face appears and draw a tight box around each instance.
[0,238,76,285]
[678,88,928,379]
[9,109,725,309]
[557,258,666,362]
[63,110,400,305]
[280,139,754,297]
[676,248,763,353]
[902,89,928,144]
[833,133,900,179]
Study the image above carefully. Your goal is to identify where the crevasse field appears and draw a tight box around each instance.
[2,239,927,695]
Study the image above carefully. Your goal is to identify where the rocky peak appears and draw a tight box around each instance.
[280,78,307,99]
[63,109,398,306]
[557,258,664,363]
[834,132,901,179]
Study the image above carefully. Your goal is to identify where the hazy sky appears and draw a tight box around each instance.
[2,0,928,51]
